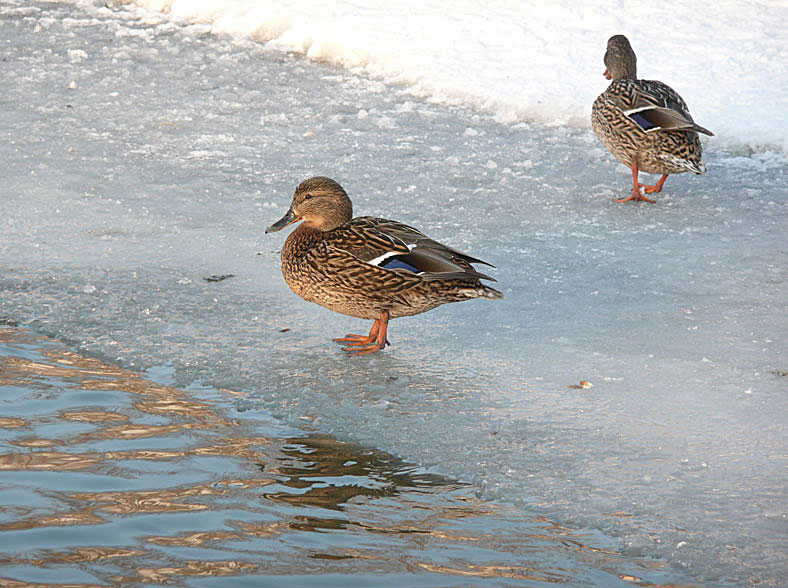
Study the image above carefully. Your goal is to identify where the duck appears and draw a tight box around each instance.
[592,34,713,203]
[265,177,503,356]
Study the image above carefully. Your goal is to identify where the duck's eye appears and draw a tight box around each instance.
[303,193,313,200]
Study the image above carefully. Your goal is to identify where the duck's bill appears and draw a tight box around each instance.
[265,208,301,233]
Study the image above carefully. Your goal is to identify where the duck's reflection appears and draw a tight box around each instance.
[262,434,457,515]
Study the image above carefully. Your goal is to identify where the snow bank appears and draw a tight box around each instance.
[117,0,788,156]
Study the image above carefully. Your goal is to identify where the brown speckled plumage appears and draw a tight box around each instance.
[592,35,713,202]
[266,177,502,355]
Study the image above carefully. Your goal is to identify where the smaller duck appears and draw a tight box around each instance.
[592,34,713,203]
[266,177,503,356]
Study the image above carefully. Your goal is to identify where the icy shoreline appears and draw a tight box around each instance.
[8,325,669,587]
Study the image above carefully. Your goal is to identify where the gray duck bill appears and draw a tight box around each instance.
[266,207,301,233]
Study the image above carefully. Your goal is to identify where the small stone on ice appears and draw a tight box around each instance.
[204,274,235,283]
[68,80,78,89]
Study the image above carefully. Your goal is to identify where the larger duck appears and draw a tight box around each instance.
[592,34,713,203]
[266,177,503,356]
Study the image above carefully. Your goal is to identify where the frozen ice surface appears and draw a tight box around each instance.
[1,2,787,587]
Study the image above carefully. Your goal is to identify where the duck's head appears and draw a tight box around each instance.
[266,176,353,233]
[603,34,637,81]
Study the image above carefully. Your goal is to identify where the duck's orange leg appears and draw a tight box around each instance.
[614,161,656,203]
[639,174,668,194]
[333,318,380,347]
[340,310,390,356]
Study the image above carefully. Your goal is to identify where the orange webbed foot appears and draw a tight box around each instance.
[341,342,386,356]
[614,186,656,204]
[333,333,377,346]
[638,174,668,195]
[620,163,657,203]
[334,317,380,347]
[336,311,390,357]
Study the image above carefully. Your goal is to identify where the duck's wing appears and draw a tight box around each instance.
[614,79,713,136]
[326,216,497,282]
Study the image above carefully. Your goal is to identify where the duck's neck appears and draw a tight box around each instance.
[610,57,637,81]
[283,224,325,261]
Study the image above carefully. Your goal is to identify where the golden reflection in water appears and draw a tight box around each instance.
[0,327,702,587]
[0,580,109,588]
[0,440,275,472]
[0,451,100,471]
[68,477,276,516]
[0,417,28,428]
[234,520,292,538]
[415,562,565,583]
[61,410,129,422]
[28,547,143,565]
[0,508,105,532]
[121,560,257,584]
[147,530,240,546]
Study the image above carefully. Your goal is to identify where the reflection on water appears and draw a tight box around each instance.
[0,327,701,587]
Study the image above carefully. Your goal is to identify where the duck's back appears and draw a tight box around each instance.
[592,79,705,175]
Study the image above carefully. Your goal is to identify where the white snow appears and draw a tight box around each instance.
[108,0,788,156]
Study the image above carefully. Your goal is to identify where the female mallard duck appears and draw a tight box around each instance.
[592,34,713,203]
[265,177,503,356]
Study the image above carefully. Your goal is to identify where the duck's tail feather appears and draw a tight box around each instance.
[459,285,503,300]
[660,154,707,175]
